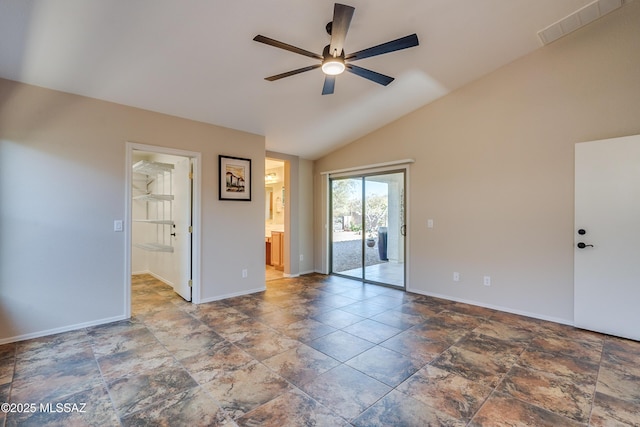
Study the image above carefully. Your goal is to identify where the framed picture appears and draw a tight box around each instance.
[219,155,251,201]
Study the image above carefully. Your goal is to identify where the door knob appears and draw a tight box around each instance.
[577,242,593,249]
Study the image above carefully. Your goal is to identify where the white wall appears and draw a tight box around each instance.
[0,79,265,342]
[314,3,640,323]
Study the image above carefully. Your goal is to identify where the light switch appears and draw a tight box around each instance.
[427,219,434,229]
[114,220,123,232]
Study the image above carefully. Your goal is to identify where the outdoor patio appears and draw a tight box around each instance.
[332,232,404,288]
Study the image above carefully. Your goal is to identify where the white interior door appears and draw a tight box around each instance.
[574,135,640,341]
[173,157,192,301]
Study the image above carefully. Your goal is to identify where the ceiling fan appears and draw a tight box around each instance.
[253,3,419,95]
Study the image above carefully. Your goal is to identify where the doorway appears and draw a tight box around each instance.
[265,158,286,281]
[125,142,202,316]
[330,170,406,288]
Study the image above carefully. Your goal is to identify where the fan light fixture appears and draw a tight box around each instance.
[253,3,420,95]
[322,57,345,75]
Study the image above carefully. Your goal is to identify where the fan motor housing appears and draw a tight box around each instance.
[323,44,345,59]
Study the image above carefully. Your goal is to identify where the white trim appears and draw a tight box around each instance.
[320,159,415,176]
[124,146,133,317]
[0,315,128,345]
[281,270,316,278]
[298,270,316,276]
[199,287,266,304]
[404,163,411,289]
[407,288,574,326]
[125,141,203,314]
[321,173,330,274]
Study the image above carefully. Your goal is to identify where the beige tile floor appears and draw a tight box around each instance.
[265,265,284,282]
[1,273,639,426]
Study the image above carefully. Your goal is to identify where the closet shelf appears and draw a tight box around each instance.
[133,219,174,225]
[132,159,174,253]
[133,194,174,202]
[134,243,174,253]
[133,160,174,175]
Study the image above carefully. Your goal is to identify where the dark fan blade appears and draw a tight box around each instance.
[254,35,323,60]
[345,34,419,61]
[322,76,336,95]
[329,3,355,57]
[265,64,321,81]
[346,64,394,86]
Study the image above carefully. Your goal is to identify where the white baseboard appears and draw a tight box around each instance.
[406,287,573,326]
[298,270,317,276]
[0,314,128,345]
[276,271,318,278]
[198,287,266,304]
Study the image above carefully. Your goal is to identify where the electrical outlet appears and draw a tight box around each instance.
[483,276,491,286]
[242,269,248,278]
[453,272,460,282]
[300,254,304,262]
[427,219,434,229]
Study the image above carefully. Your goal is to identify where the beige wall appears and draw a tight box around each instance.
[314,3,640,323]
[0,79,265,342]
[298,158,315,274]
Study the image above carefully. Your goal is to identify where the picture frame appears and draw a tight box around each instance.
[219,155,252,201]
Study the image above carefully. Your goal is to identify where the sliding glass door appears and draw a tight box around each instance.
[330,171,405,288]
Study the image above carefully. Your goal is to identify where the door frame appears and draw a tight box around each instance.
[321,160,413,289]
[124,142,202,316]
[265,157,289,277]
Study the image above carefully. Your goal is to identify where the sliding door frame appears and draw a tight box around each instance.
[327,164,410,289]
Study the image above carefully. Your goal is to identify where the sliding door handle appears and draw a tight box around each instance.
[401,225,406,236]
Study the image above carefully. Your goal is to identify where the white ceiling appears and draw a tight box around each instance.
[0,0,608,159]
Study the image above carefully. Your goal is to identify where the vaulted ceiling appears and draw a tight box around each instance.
[1,0,618,159]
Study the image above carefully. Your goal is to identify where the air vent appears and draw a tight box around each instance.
[537,0,626,45]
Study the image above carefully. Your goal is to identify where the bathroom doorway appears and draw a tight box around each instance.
[265,158,286,281]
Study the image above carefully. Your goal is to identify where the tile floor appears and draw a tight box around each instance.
[1,273,639,426]
[265,265,284,282]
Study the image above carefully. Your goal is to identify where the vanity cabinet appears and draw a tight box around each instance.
[271,231,284,271]
[265,237,271,265]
